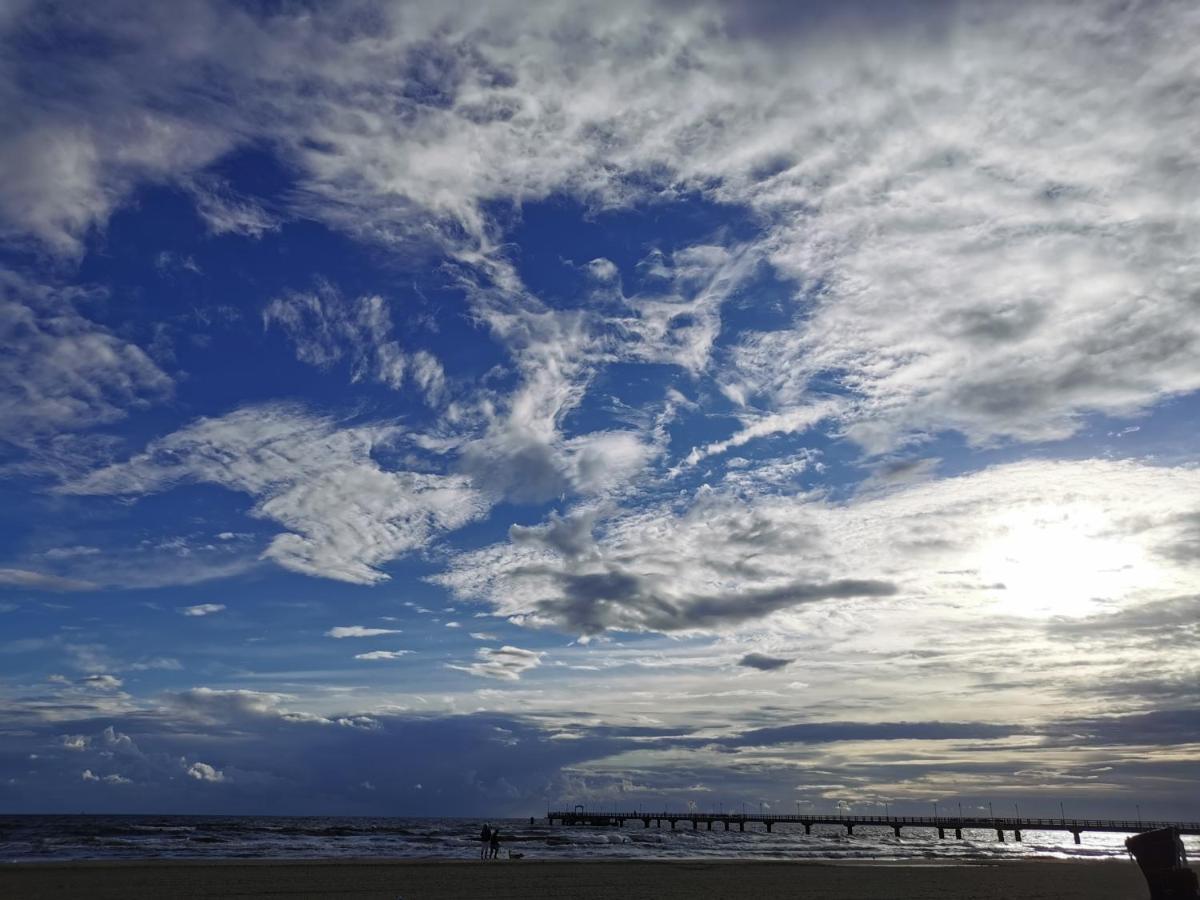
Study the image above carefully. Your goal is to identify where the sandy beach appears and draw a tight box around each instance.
[1,857,1181,899]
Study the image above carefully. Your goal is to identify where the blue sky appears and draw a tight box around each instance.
[1,0,1199,818]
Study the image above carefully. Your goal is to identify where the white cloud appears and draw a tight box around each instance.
[166,687,330,726]
[585,258,619,283]
[264,281,446,407]
[354,650,412,660]
[0,2,242,256]
[0,271,172,445]
[186,761,226,783]
[184,173,278,238]
[154,250,202,276]
[0,568,96,592]
[80,674,123,691]
[678,401,842,470]
[326,626,402,638]
[22,536,257,593]
[99,726,137,754]
[81,768,130,785]
[41,546,101,560]
[61,404,490,584]
[180,603,225,617]
[447,645,543,681]
[128,657,183,671]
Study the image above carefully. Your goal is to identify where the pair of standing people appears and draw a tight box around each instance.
[479,823,501,860]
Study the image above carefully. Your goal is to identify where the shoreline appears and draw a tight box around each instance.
[1,854,1123,865]
[4,856,1187,899]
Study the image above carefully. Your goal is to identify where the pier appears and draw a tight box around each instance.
[547,809,1200,844]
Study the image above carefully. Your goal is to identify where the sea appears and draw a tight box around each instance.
[4,815,1197,864]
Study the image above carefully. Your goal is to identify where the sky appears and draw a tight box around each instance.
[1,0,1198,819]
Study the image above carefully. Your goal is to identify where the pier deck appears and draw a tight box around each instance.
[547,810,1200,844]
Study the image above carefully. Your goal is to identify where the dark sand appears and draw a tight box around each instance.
[1,858,1185,900]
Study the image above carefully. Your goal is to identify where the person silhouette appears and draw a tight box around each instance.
[489,826,501,859]
[480,823,491,860]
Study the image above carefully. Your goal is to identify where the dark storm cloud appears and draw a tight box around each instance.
[522,569,898,634]
[510,511,597,559]
[1069,674,1200,708]
[458,436,570,504]
[738,652,795,671]
[870,457,939,483]
[948,300,1046,345]
[1042,708,1200,748]
[1049,595,1200,650]
[1157,512,1200,565]
[713,720,1023,748]
[856,456,942,493]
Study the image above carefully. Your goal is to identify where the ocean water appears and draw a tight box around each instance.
[4,815,1198,864]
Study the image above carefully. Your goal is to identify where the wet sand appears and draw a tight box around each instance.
[0,857,1177,899]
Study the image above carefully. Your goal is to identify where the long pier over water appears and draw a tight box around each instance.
[547,809,1200,844]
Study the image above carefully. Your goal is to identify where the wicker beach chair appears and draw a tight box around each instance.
[1126,827,1200,900]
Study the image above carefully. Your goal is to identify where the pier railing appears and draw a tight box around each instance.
[546,810,1200,844]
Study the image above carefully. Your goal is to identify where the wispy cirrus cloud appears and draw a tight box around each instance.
[0,568,96,592]
[354,650,411,661]
[183,173,279,239]
[447,645,543,681]
[0,271,171,446]
[3,1,1194,472]
[326,626,401,639]
[59,404,489,584]
[264,280,446,406]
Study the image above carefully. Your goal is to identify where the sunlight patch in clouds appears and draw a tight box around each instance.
[439,459,1200,636]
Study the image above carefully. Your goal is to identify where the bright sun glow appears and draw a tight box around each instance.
[977,505,1155,617]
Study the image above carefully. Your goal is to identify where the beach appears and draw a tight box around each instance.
[1,857,1180,899]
